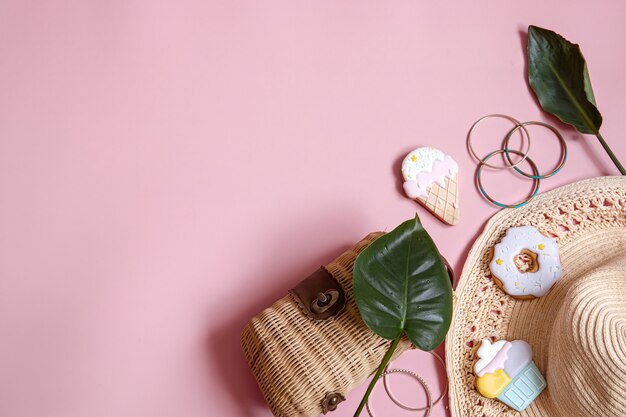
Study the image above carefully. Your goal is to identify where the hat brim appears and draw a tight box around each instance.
[446,176,626,417]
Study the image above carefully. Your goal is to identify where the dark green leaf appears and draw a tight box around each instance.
[353,215,453,351]
[583,64,597,107]
[527,25,602,134]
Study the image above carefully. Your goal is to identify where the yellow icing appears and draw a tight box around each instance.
[476,369,511,398]
[496,258,503,265]
[538,243,545,250]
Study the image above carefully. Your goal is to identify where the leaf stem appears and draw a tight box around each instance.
[596,132,626,175]
[353,337,401,417]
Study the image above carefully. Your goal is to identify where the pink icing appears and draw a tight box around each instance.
[476,342,512,377]
[403,181,420,199]
[403,155,458,199]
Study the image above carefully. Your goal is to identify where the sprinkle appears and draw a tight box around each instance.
[538,244,545,250]
[515,282,520,289]
[411,155,418,162]
[496,259,503,265]
[523,287,527,293]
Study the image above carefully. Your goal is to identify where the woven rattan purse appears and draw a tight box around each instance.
[241,232,453,417]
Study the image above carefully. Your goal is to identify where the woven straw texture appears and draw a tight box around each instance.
[446,176,626,417]
[417,174,460,226]
[241,232,412,417]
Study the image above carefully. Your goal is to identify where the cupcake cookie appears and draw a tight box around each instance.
[489,225,562,299]
[474,338,546,411]
[401,147,460,225]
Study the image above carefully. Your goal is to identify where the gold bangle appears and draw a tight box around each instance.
[504,121,567,179]
[467,114,531,169]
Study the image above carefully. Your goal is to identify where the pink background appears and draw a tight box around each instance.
[1,2,625,417]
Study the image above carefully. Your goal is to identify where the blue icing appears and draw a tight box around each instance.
[498,362,546,411]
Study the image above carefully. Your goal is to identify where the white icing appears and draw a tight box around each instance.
[489,226,562,297]
[474,339,508,374]
[401,147,459,198]
[401,147,458,180]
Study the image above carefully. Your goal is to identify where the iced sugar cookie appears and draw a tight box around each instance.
[474,338,546,411]
[489,225,562,299]
[401,147,459,225]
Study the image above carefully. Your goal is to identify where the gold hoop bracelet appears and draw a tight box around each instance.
[503,121,567,179]
[366,368,432,417]
[382,351,447,411]
[467,114,531,169]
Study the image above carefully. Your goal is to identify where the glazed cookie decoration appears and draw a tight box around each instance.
[489,225,562,298]
[474,339,546,411]
[401,147,460,225]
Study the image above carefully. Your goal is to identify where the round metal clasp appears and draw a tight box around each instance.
[310,290,339,314]
[321,392,345,414]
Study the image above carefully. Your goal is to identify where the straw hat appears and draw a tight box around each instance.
[446,176,626,417]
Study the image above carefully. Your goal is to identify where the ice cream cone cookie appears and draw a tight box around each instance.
[401,147,460,225]
[488,225,562,299]
[474,338,546,411]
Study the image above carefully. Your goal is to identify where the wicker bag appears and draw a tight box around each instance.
[240,232,414,417]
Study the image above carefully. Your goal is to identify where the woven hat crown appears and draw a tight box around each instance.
[548,255,626,417]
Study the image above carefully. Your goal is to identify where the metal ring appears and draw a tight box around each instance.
[503,121,567,179]
[383,351,447,411]
[366,368,432,417]
[467,114,531,169]
[476,149,540,208]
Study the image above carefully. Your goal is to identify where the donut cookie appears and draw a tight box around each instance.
[474,338,546,411]
[489,225,562,299]
[401,147,459,225]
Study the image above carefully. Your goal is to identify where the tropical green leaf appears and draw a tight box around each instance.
[353,215,453,351]
[527,25,602,134]
[583,64,597,107]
